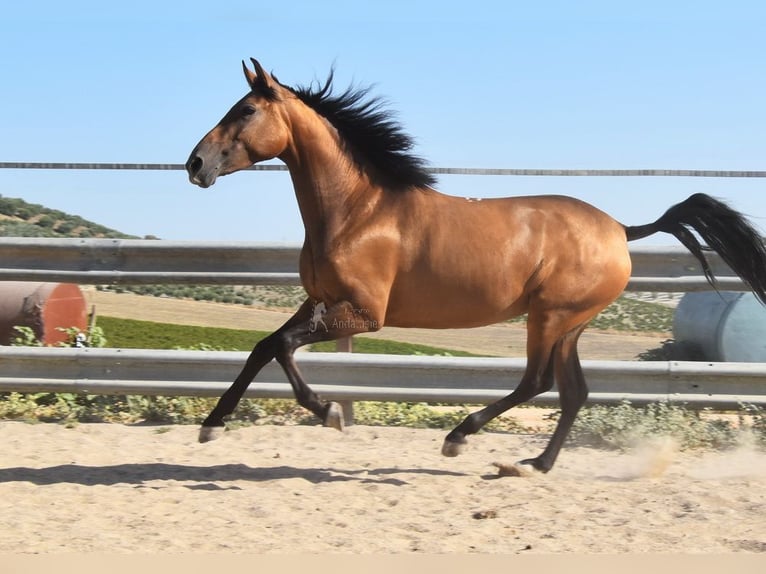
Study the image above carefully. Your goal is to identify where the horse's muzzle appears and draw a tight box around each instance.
[185,154,217,188]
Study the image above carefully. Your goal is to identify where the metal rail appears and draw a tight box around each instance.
[0,238,747,291]
[0,238,762,414]
[1,347,763,410]
[2,162,766,178]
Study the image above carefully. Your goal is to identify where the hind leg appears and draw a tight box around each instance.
[519,324,589,472]
[442,310,560,456]
[442,353,555,456]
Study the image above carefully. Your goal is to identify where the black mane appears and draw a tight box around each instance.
[286,71,436,191]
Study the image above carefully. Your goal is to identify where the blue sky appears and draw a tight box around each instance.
[1,1,765,243]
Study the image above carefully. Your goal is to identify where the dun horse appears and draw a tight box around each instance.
[186,59,766,473]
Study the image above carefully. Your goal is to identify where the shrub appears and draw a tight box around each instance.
[741,403,766,447]
[54,220,77,234]
[0,392,133,425]
[567,400,744,450]
[35,215,56,228]
[10,326,41,347]
[10,325,107,348]
[352,402,468,428]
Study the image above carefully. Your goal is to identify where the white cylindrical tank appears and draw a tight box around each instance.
[673,291,766,362]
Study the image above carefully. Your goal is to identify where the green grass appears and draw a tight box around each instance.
[96,316,268,351]
[96,295,676,356]
[96,315,483,356]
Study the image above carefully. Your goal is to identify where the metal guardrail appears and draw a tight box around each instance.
[0,237,749,291]
[0,238,302,285]
[0,347,764,410]
[0,237,763,412]
[3,161,766,178]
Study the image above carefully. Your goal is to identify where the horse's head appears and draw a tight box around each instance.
[186,59,290,188]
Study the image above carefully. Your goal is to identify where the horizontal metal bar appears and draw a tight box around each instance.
[627,276,746,291]
[0,270,302,285]
[0,162,286,172]
[0,239,743,290]
[3,162,766,178]
[430,168,766,178]
[0,348,763,409]
[0,377,760,410]
[5,273,735,290]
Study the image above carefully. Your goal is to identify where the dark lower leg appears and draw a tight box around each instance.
[200,300,316,431]
[442,356,555,454]
[520,404,583,472]
[520,331,588,472]
[271,301,384,428]
[274,350,341,426]
[201,335,279,429]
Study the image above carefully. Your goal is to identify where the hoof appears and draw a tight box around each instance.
[198,426,225,443]
[517,457,551,474]
[324,402,345,432]
[441,438,467,457]
[492,461,538,478]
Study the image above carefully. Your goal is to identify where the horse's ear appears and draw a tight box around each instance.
[242,58,275,93]
[242,60,258,90]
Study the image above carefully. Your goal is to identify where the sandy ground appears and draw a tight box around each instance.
[84,290,668,360]
[1,421,765,554]
[6,291,758,555]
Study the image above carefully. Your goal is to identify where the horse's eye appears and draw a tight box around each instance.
[242,105,256,116]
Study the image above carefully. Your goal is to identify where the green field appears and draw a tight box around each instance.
[94,292,675,355]
[95,315,481,356]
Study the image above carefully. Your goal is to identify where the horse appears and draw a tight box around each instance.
[185,58,766,473]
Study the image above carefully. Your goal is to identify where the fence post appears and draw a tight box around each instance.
[335,336,355,426]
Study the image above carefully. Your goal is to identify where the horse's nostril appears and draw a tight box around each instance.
[188,156,203,175]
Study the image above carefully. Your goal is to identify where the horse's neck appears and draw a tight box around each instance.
[280,107,380,247]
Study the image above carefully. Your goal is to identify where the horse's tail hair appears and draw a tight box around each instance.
[624,193,766,304]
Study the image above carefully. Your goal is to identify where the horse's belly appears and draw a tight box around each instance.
[383,277,527,329]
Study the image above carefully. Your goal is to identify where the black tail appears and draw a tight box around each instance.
[624,193,766,304]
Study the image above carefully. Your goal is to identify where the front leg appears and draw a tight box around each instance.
[199,299,316,442]
[272,301,383,429]
[200,299,383,442]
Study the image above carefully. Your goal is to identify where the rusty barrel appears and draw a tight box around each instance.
[0,282,87,345]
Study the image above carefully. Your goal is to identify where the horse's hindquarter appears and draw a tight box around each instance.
[525,195,632,314]
[384,193,631,329]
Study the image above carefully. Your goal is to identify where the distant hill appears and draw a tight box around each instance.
[0,194,152,239]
